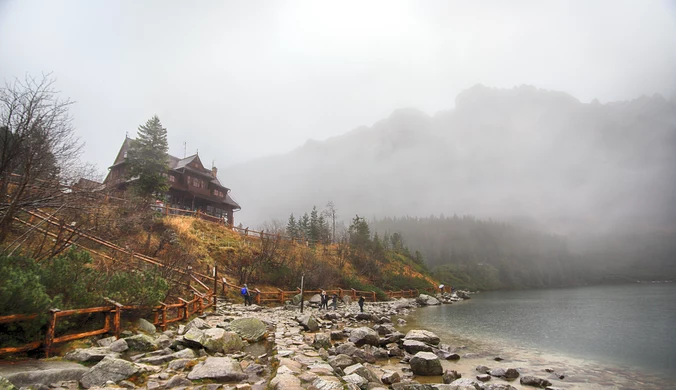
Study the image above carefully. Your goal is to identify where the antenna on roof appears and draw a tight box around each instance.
[196,149,199,155]
[125,131,129,138]
[183,142,186,158]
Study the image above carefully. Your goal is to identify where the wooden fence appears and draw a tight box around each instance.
[0,291,215,357]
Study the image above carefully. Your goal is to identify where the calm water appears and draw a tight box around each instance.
[409,283,676,384]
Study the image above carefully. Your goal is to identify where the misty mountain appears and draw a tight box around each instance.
[225,84,676,237]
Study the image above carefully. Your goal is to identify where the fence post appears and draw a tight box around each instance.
[338,288,343,298]
[179,298,189,319]
[44,308,60,358]
[255,289,261,305]
[371,291,376,302]
[351,288,357,299]
[104,298,124,339]
[278,288,285,304]
[213,266,218,311]
[196,293,204,315]
[159,302,168,331]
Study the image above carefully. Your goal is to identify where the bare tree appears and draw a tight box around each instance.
[0,74,84,242]
[323,201,337,243]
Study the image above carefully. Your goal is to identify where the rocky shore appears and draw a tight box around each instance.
[0,292,570,390]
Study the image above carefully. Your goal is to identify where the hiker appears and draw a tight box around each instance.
[320,290,328,310]
[332,293,338,310]
[358,295,365,312]
[241,284,251,306]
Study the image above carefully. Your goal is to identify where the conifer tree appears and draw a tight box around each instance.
[126,115,169,201]
[309,206,320,242]
[286,213,298,239]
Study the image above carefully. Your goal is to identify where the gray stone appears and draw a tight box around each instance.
[391,382,436,390]
[335,342,358,356]
[164,375,192,388]
[97,337,116,347]
[296,314,319,332]
[270,372,302,390]
[373,324,396,336]
[328,354,355,370]
[80,356,140,389]
[124,334,158,352]
[503,368,520,379]
[0,362,88,389]
[475,365,490,374]
[229,317,267,342]
[343,373,368,389]
[404,330,440,345]
[519,376,552,388]
[330,331,344,340]
[109,338,129,353]
[347,327,379,347]
[409,352,443,376]
[343,364,380,383]
[137,318,156,335]
[167,359,193,371]
[309,294,322,305]
[488,368,506,377]
[201,328,244,353]
[403,339,433,354]
[416,294,441,306]
[476,374,491,382]
[185,318,209,333]
[187,357,246,382]
[291,294,303,306]
[381,371,401,385]
[172,348,196,359]
[64,347,113,362]
[442,370,461,384]
[447,378,483,390]
[311,376,343,390]
[313,333,332,350]
[484,385,518,390]
[156,335,172,349]
[343,295,352,305]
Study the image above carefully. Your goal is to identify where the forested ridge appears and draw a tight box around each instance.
[370,215,675,290]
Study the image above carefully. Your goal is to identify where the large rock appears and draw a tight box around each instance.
[343,373,368,389]
[271,372,303,390]
[80,356,140,388]
[137,318,156,335]
[164,375,192,388]
[404,330,440,345]
[291,293,303,305]
[442,370,462,383]
[0,361,88,389]
[309,294,322,305]
[124,334,158,352]
[483,384,518,390]
[64,347,114,362]
[328,354,355,370]
[416,294,441,306]
[185,317,209,332]
[201,328,244,353]
[109,338,129,352]
[348,327,379,347]
[343,363,380,383]
[519,376,552,388]
[296,314,319,332]
[313,333,332,350]
[187,357,247,382]
[447,378,483,390]
[230,317,268,341]
[391,382,436,390]
[381,371,401,385]
[402,339,433,354]
[409,352,443,376]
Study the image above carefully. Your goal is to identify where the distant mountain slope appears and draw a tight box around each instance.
[225,84,676,236]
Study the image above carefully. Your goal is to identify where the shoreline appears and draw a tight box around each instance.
[2,293,674,390]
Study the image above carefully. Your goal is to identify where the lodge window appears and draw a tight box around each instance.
[169,175,175,182]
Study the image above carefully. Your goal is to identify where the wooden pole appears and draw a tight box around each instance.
[44,308,60,358]
[300,274,305,313]
[213,266,218,311]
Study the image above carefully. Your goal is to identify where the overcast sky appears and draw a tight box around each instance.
[1,0,675,178]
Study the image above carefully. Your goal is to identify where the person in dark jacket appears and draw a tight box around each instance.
[320,290,328,310]
[241,284,251,306]
[332,294,338,310]
[358,295,365,312]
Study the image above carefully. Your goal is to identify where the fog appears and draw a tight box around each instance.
[1,1,675,236]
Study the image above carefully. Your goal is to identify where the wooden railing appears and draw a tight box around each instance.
[0,291,216,357]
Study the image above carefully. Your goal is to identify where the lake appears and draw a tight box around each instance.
[406,283,676,389]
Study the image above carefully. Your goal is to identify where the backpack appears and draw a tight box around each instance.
[241,287,247,295]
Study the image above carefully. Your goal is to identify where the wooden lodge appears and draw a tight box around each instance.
[104,137,240,225]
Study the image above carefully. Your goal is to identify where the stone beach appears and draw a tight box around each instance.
[0,291,664,390]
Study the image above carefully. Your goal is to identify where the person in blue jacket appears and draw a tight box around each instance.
[241,284,251,306]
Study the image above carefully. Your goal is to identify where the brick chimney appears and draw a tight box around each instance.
[211,166,218,178]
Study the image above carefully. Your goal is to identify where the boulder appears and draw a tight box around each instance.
[476,374,491,382]
[343,295,352,305]
[64,347,113,362]
[335,342,359,356]
[291,293,303,305]
[519,376,552,388]
[391,382,436,390]
[296,314,319,332]
[80,356,140,389]
[403,339,433,354]
[313,333,332,350]
[230,317,268,341]
[416,294,440,306]
[309,294,322,305]
[343,373,368,389]
[187,357,247,382]
[343,363,380,383]
[373,324,396,336]
[167,359,193,371]
[348,327,379,347]
[185,317,209,332]
[442,370,461,384]
[475,365,490,374]
[404,330,440,345]
[200,328,243,353]
[409,352,443,376]
[109,338,129,352]
[270,372,302,390]
[97,336,116,347]
[330,331,344,340]
[164,375,192,388]
[381,371,401,385]
[328,354,355,370]
[136,318,156,335]
[456,291,471,300]
[0,361,88,389]
[447,378,483,390]
[483,384,518,390]
[124,334,158,352]
[488,368,506,377]
[435,350,460,360]
[355,313,374,321]
[503,368,520,379]
[381,331,404,345]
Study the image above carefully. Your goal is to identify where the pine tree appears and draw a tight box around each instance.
[309,206,320,242]
[286,213,298,239]
[300,213,310,240]
[126,115,169,201]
